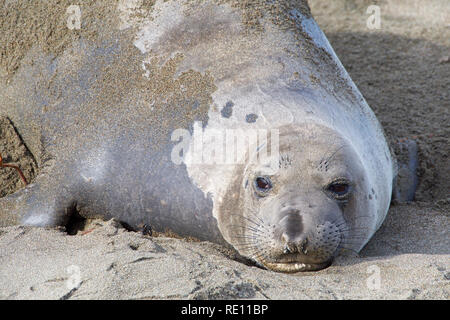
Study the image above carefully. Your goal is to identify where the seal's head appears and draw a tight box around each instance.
[217,123,374,272]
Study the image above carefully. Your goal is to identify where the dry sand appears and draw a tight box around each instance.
[0,0,449,299]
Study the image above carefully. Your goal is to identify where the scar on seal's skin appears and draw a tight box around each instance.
[0,153,28,186]
[245,113,258,123]
[221,101,234,118]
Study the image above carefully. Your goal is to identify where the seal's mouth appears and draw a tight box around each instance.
[260,260,332,273]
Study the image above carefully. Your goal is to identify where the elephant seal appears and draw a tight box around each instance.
[0,0,396,272]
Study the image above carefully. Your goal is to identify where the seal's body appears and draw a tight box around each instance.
[0,0,394,272]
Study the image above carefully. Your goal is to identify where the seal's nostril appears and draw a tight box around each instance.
[283,245,291,254]
[283,241,298,254]
[281,232,308,255]
[300,238,308,255]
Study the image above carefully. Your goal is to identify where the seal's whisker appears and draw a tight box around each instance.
[237,245,265,255]
[234,244,257,251]
[234,243,268,262]
[340,236,369,243]
[325,144,346,164]
[331,214,374,227]
[338,227,371,233]
[229,228,273,245]
[226,224,267,236]
[235,238,265,248]
[235,236,268,244]
[249,248,270,263]
[243,213,273,234]
[235,234,270,247]
[231,236,270,261]
[337,247,360,255]
[229,213,270,232]
[230,229,265,239]
[246,211,267,227]
[232,235,260,240]
[241,225,265,235]
[338,225,372,232]
[337,225,371,232]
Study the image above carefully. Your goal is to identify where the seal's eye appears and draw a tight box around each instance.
[254,176,272,195]
[326,180,351,200]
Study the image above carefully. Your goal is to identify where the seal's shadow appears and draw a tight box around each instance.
[323,31,449,259]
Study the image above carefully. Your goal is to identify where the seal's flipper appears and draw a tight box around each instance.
[0,172,76,228]
[393,139,419,202]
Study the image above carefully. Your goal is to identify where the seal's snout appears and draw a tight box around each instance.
[277,210,307,254]
[252,206,342,272]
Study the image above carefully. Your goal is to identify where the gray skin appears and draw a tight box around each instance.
[0,0,414,272]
